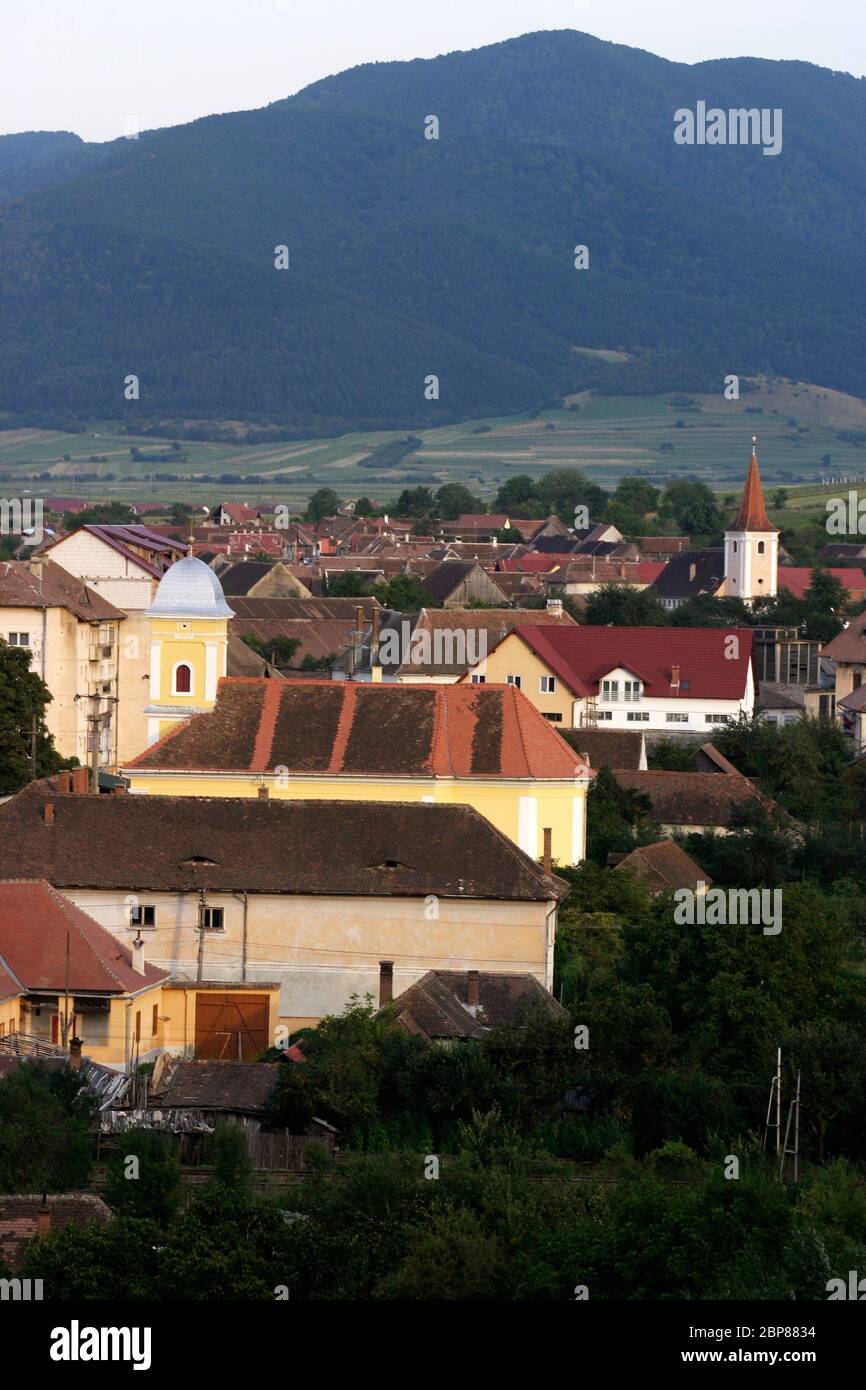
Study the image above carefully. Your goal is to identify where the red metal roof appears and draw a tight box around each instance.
[777,568,866,600]
[505,625,754,700]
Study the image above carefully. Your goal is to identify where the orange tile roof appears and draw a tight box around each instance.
[127,678,592,781]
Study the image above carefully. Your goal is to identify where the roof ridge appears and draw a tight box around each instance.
[251,679,283,772]
[328,682,358,774]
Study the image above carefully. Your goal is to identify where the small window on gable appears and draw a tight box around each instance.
[174,663,192,694]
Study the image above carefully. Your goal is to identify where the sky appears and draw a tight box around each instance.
[1,0,864,143]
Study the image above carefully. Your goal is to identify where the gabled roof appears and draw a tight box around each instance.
[651,549,725,601]
[822,611,866,662]
[389,970,564,1040]
[0,784,568,903]
[422,560,506,604]
[0,559,124,623]
[729,450,777,533]
[494,625,753,700]
[612,769,774,827]
[126,677,592,781]
[46,524,185,580]
[364,606,577,678]
[564,728,646,770]
[614,840,711,893]
[0,879,167,993]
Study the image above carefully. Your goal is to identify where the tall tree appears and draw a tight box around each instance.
[0,640,67,793]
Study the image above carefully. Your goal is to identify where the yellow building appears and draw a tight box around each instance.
[124,675,593,868]
[0,558,124,770]
[0,779,567,1032]
[143,554,233,745]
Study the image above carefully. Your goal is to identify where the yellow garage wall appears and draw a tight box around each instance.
[157,984,280,1057]
[0,993,22,1038]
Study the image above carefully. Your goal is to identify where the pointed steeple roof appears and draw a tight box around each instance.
[729,441,777,533]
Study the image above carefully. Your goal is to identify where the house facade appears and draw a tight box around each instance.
[462,624,755,734]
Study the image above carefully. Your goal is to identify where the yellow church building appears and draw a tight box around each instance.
[143,554,234,745]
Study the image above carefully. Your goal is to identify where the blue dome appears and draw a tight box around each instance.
[146,556,233,619]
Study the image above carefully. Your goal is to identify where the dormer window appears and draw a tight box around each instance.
[623,679,642,703]
[173,663,192,694]
[601,679,619,702]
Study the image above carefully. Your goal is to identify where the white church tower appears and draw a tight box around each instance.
[722,440,778,602]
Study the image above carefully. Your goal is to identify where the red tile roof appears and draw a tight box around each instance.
[497,625,754,700]
[0,879,167,994]
[730,451,777,533]
[777,568,866,600]
[126,677,592,781]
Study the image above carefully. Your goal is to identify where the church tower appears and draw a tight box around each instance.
[144,555,232,745]
[722,440,778,602]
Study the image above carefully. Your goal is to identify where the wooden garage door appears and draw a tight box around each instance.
[194,994,269,1060]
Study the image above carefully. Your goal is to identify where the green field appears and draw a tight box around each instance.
[2,376,865,514]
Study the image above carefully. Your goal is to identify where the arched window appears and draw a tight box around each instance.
[732,541,738,552]
[758,541,765,554]
[173,663,192,694]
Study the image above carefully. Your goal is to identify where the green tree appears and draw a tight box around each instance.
[0,640,68,793]
[0,1063,93,1192]
[305,488,341,525]
[583,583,668,626]
[435,483,481,520]
[105,1129,181,1225]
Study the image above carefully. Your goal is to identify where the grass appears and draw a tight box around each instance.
[1,375,864,515]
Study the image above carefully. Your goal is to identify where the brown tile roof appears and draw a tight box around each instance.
[390,970,564,1039]
[612,769,773,827]
[0,879,168,993]
[153,1060,281,1112]
[126,678,592,781]
[730,450,777,533]
[0,1194,111,1272]
[0,559,124,623]
[564,728,645,770]
[822,610,866,663]
[0,782,568,902]
[614,840,711,893]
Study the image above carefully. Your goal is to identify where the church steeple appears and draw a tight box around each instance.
[730,439,777,534]
[722,440,778,601]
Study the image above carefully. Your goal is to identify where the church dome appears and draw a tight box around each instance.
[146,556,233,619]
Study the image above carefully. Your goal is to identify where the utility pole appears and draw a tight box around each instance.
[195,888,207,982]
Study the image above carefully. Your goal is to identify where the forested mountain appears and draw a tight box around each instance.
[1,29,865,430]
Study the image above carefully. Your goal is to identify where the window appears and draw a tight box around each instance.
[7,632,30,647]
[732,541,738,553]
[173,663,192,694]
[758,541,765,554]
[627,711,649,722]
[596,710,613,721]
[131,904,156,928]
[506,675,522,690]
[705,714,730,724]
[202,907,224,931]
[623,679,641,703]
[666,712,689,723]
[152,1004,159,1037]
[854,671,862,690]
[470,674,486,685]
[542,712,563,722]
[601,679,619,702]
[540,675,556,694]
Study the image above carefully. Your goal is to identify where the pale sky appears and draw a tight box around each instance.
[1,0,864,143]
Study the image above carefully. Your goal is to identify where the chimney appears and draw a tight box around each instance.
[543,827,552,876]
[42,802,55,825]
[132,935,146,975]
[70,766,89,795]
[671,663,681,694]
[379,960,394,1007]
[68,1036,83,1072]
[546,597,563,618]
[467,969,480,1007]
[371,606,381,682]
[37,1195,51,1238]
[257,785,269,800]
